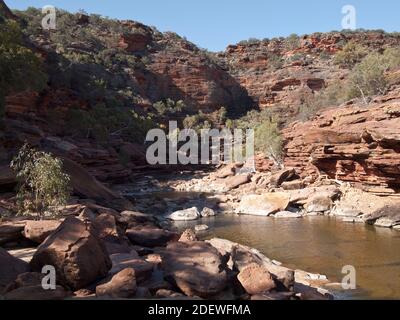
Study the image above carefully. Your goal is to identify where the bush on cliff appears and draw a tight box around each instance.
[255,119,283,165]
[334,41,368,68]
[0,19,47,121]
[65,103,155,143]
[10,144,72,219]
[347,48,400,101]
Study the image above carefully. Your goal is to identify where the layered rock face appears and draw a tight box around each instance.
[219,33,400,111]
[282,88,400,195]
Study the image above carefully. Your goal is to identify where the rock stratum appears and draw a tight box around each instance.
[282,88,400,195]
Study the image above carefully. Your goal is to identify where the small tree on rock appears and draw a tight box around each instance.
[10,144,71,219]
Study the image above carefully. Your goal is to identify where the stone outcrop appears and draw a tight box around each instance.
[282,88,400,195]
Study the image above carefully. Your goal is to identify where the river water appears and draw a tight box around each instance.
[120,174,400,300]
[171,214,400,300]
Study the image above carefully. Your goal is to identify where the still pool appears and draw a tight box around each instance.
[171,215,400,300]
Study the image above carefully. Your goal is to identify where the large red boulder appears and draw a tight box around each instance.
[30,217,111,290]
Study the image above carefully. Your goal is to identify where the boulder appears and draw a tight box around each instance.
[93,213,120,240]
[195,224,209,232]
[126,227,178,247]
[215,163,241,179]
[304,195,333,213]
[109,252,154,283]
[23,220,61,244]
[4,285,68,300]
[96,268,137,299]
[169,207,200,221]
[3,272,68,300]
[207,238,294,291]
[201,207,217,217]
[30,217,111,290]
[269,168,297,187]
[374,217,397,228]
[363,203,400,226]
[236,193,290,216]
[288,185,340,205]
[161,241,228,298]
[223,174,251,190]
[237,263,276,295]
[281,180,304,190]
[0,248,30,292]
[179,229,198,242]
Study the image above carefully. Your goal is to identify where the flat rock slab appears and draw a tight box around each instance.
[7,247,37,263]
[274,211,303,218]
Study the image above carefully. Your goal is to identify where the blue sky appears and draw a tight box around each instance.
[6,0,400,51]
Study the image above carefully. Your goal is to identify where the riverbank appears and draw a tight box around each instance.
[0,168,337,300]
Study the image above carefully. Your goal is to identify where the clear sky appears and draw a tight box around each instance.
[6,0,400,51]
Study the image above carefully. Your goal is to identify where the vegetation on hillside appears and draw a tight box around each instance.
[10,144,71,219]
[0,19,47,121]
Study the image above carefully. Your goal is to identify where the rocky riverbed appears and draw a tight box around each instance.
[0,166,347,300]
[1,162,399,300]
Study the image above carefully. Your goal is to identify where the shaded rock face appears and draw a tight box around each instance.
[0,248,30,292]
[283,89,400,195]
[161,241,228,298]
[3,272,68,300]
[0,220,26,246]
[30,217,112,290]
[96,268,137,299]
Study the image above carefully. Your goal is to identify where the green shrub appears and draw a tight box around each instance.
[153,99,186,116]
[334,41,367,68]
[0,20,47,121]
[217,106,227,124]
[285,33,300,51]
[254,119,283,165]
[10,144,71,219]
[65,104,154,143]
[347,51,399,100]
[268,53,284,70]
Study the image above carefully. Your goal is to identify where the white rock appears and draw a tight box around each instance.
[169,207,200,221]
[374,217,395,228]
[274,211,302,218]
[195,224,209,232]
[201,207,216,217]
